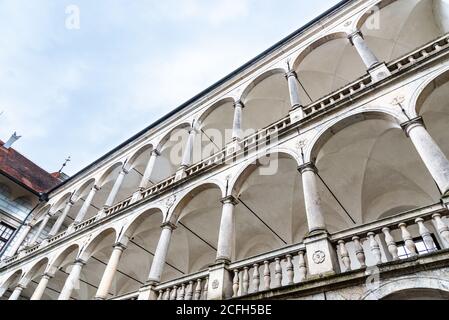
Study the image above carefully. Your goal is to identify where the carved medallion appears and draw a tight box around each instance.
[312,250,326,264]
[164,195,176,209]
[212,279,219,289]
[391,95,405,105]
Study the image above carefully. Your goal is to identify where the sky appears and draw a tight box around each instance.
[0,0,341,176]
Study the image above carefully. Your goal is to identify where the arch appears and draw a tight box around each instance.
[156,122,192,152]
[47,244,81,274]
[291,32,349,71]
[0,269,23,296]
[22,257,49,283]
[124,143,154,172]
[73,178,96,202]
[79,227,118,261]
[307,110,403,163]
[197,97,236,125]
[32,204,52,223]
[363,276,449,300]
[121,207,165,241]
[412,67,449,117]
[355,0,398,31]
[229,149,302,197]
[97,162,124,187]
[50,192,72,213]
[168,181,225,224]
[240,68,287,102]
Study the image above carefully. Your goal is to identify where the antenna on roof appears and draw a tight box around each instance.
[58,156,71,173]
[3,132,22,149]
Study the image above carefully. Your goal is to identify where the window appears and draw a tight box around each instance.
[0,223,15,252]
[396,234,440,259]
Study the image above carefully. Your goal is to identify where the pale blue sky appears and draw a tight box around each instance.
[0,0,340,176]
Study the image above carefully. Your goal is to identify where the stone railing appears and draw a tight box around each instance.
[153,270,209,300]
[229,242,306,298]
[2,34,449,270]
[331,203,449,272]
[109,291,139,301]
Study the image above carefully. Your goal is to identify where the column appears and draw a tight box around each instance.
[6,223,32,257]
[402,117,449,195]
[216,196,238,263]
[181,129,196,168]
[139,150,160,189]
[58,259,86,300]
[298,162,326,234]
[8,284,25,300]
[348,30,379,69]
[30,273,53,300]
[74,186,99,224]
[30,213,52,245]
[104,169,128,207]
[232,100,244,141]
[285,70,303,110]
[49,200,74,237]
[94,242,127,300]
[147,222,176,283]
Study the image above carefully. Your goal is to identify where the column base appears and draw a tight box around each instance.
[207,262,233,300]
[368,62,391,83]
[303,232,340,277]
[226,139,242,155]
[175,167,187,181]
[131,189,144,203]
[289,105,304,124]
[137,281,159,300]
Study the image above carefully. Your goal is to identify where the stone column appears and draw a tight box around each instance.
[147,222,176,283]
[348,30,379,69]
[216,196,238,263]
[402,117,449,195]
[285,70,303,110]
[94,242,127,300]
[7,223,32,257]
[49,201,74,237]
[181,129,196,168]
[58,259,86,300]
[139,150,160,189]
[232,100,244,141]
[74,186,99,224]
[30,213,52,245]
[104,169,128,207]
[8,284,26,300]
[30,273,53,300]
[298,162,326,234]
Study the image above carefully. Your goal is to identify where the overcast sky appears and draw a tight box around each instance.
[0,0,340,176]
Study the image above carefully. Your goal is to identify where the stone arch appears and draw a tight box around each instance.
[79,227,118,261]
[0,269,23,297]
[197,97,236,125]
[355,0,398,31]
[229,149,302,197]
[98,162,124,188]
[32,204,52,224]
[120,207,165,242]
[124,143,154,172]
[47,244,81,275]
[50,192,72,213]
[306,110,404,163]
[239,68,287,102]
[72,178,96,202]
[156,122,193,152]
[22,257,49,284]
[363,276,449,300]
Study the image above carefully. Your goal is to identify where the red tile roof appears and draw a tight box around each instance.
[0,140,61,194]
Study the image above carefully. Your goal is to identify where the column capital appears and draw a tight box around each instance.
[161,221,177,231]
[74,258,87,266]
[298,162,318,174]
[120,168,130,175]
[285,70,298,80]
[68,199,75,206]
[92,185,101,192]
[16,283,27,290]
[401,116,425,137]
[113,242,127,251]
[152,149,161,157]
[234,100,245,109]
[220,195,239,206]
[42,272,54,280]
[348,30,363,45]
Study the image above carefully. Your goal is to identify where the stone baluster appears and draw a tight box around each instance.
[285,255,294,285]
[416,218,436,251]
[338,240,351,272]
[263,261,271,290]
[170,286,177,300]
[185,281,194,300]
[157,290,163,300]
[232,270,239,297]
[274,258,282,287]
[297,251,307,282]
[398,223,417,256]
[432,213,449,245]
[202,278,208,300]
[352,236,366,268]
[163,288,170,300]
[382,227,399,260]
[241,267,249,296]
[252,264,260,293]
[177,284,186,300]
[194,279,202,300]
[367,232,382,265]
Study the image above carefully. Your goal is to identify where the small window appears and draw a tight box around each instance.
[396,234,440,259]
[0,222,15,251]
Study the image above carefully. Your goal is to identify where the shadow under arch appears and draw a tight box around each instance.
[239,68,287,103]
[124,143,154,172]
[414,67,449,117]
